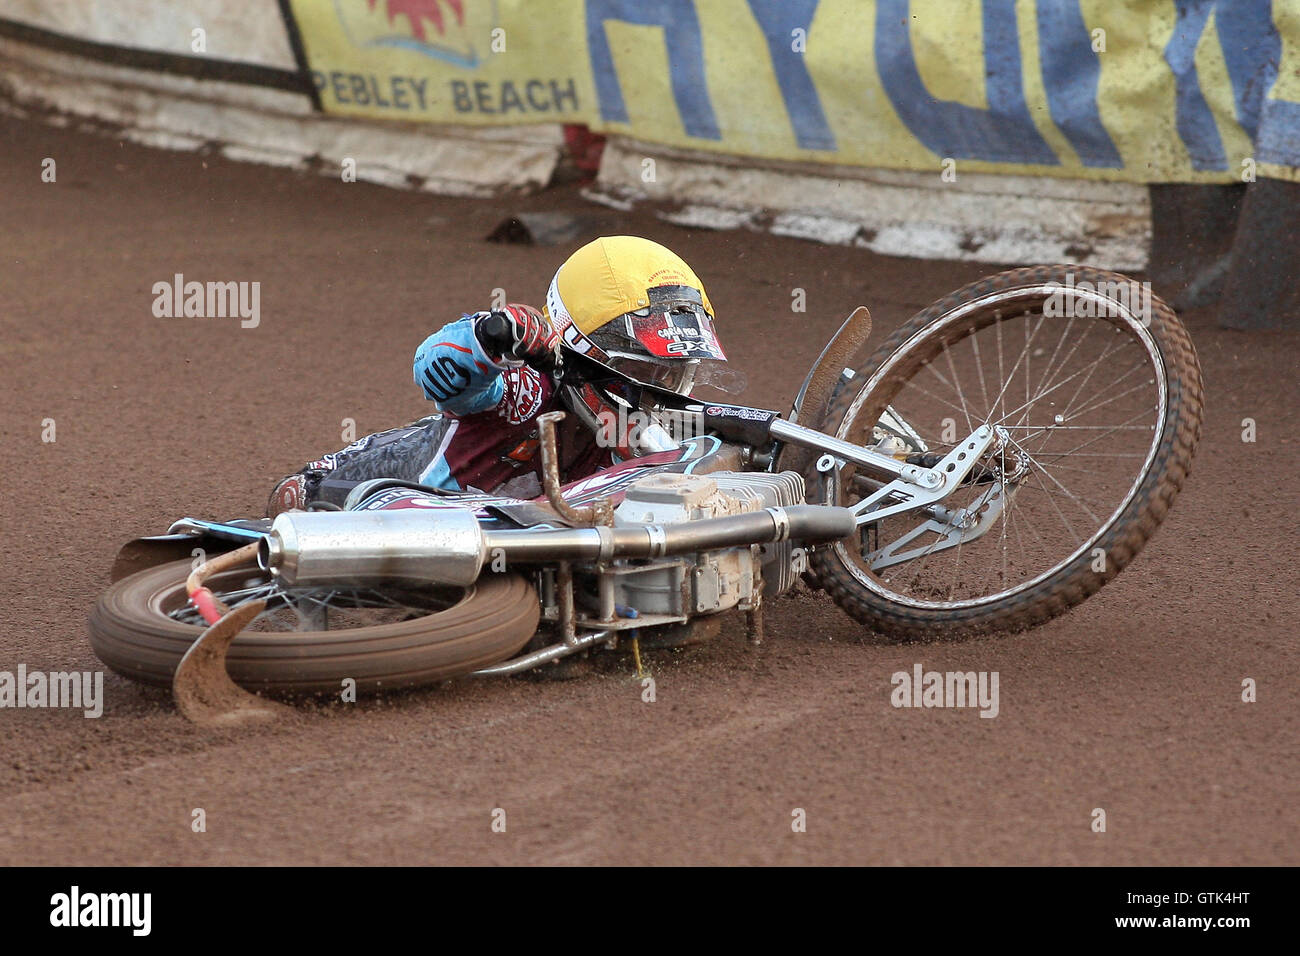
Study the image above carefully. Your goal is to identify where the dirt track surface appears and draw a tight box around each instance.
[1,115,1296,866]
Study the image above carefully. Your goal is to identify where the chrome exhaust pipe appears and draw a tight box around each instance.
[481,505,857,563]
[259,505,857,585]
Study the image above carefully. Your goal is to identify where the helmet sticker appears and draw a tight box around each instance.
[561,321,605,358]
[625,307,725,360]
[545,277,573,332]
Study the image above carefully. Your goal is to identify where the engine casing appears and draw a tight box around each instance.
[609,470,806,616]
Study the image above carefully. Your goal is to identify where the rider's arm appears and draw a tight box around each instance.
[414,306,557,417]
[412,314,508,415]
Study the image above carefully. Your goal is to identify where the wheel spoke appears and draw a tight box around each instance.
[168,577,457,631]
[968,332,992,415]
[941,342,976,434]
[992,334,1131,428]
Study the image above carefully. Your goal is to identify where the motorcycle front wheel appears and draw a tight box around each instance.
[809,265,1203,640]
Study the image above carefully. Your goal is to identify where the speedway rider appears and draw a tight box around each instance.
[267,236,732,514]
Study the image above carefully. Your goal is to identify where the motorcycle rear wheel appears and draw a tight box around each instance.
[89,559,540,694]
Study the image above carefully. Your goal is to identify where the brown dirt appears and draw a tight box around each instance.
[0,114,1296,865]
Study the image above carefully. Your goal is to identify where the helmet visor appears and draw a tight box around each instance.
[607,355,697,394]
[693,358,747,396]
[621,285,726,360]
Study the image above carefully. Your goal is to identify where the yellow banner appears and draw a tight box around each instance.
[288,0,1300,182]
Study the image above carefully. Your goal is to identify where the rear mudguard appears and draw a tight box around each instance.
[110,534,232,582]
[110,519,269,582]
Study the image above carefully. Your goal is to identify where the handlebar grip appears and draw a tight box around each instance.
[475,311,515,357]
[476,310,559,373]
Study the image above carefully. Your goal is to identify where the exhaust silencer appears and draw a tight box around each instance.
[259,508,486,587]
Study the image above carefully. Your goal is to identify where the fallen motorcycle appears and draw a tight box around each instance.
[89,266,1203,723]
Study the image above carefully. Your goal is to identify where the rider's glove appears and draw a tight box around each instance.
[474,304,559,370]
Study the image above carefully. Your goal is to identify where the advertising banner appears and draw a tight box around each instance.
[288,0,1300,182]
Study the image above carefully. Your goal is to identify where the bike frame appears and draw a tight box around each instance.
[560,346,1006,532]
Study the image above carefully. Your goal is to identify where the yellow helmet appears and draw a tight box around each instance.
[544,236,725,394]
